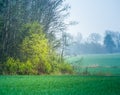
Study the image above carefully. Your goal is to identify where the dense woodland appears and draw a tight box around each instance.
[0,0,73,75]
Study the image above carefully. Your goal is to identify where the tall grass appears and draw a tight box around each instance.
[0,76,120,95]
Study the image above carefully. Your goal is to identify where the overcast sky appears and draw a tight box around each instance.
[65,0,120,38]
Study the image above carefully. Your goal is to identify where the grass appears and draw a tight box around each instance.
[66,54,120,75]
[0,75,120,95]
[0,54,120,95]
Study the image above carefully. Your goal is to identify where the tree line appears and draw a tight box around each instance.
[0,0,73,75]
[65,31,120,55]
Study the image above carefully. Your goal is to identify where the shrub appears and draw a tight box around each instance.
[19,60,37,75]
[59,63,73,74]
[1,22,74,75]
[3,57,19,75]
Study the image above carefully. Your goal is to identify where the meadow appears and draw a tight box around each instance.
[0,54,120,95]
[0,75,120,95]
[66,54,120,75]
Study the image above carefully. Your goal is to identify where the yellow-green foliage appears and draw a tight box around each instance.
[4,57,38,75]
[2,22,73,75]
[19,60,37,75]
[59,63,73,74]
[21,22,52,74]
[4,57,18,75]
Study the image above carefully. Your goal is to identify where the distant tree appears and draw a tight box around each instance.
[75,33,82,44]
[60,32,73,60]
[66,32,104,55]
[104,32,116,53]
[87,33,101,43]
[107,31,120,52]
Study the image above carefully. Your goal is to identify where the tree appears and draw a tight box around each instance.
[75,33,82,44]
[106,31,120,52]
[0,0,69,62]
[0,1,73,75]
[87,33,101,43]
[59,32,73,60]
[1,22,73,75]
[20,22,52,74]
[104,32,116,53]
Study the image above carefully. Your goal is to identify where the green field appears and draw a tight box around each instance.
[0,54,120,95]
[66,54,120,75]
[0,76,120,95]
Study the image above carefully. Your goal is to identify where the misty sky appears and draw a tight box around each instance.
[65,0,120,38]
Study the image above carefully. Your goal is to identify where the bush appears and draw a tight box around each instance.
[2,57,74,75]
[3,58,37,75]
[19,60,37,75]
[3,57,19,75]
[1,22,74,75]
[59,63,73,74]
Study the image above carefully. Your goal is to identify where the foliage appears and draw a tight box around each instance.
[3,57,19,75]
[0,0,72,75]
[1,22,73,75]
[3,58,33,75]
[66,31,120,55]
[59,63,73,74]
[0,0,69,62]
[18,60,34,75]
[20,22,52,74]
[104,32,116,53]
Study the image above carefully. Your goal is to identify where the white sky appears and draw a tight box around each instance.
[65,0,120,39]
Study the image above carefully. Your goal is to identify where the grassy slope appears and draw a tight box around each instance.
[66,54,120,75]
[66,54,120,66]
[0,76,120,95]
